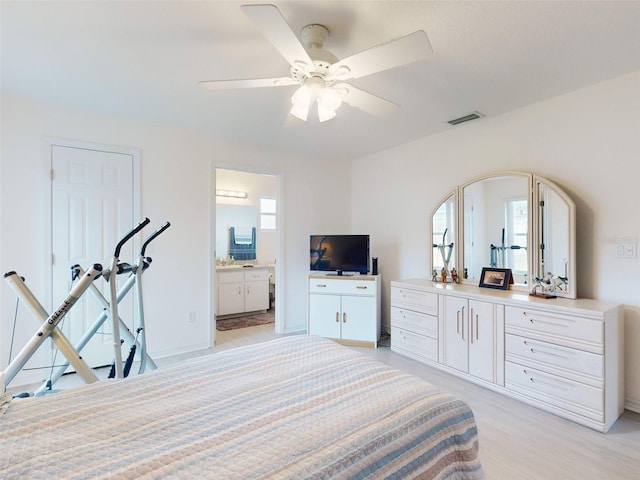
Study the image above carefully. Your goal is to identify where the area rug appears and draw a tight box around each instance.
[216,311,275,331]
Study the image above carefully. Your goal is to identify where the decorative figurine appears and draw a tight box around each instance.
[441,267,447,283]
[432,269,438,282]
[451,267,458,284]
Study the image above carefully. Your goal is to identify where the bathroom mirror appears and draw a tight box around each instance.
[216,204,257,261]
[430,172,576,298]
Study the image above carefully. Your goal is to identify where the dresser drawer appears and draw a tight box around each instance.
[391,326,438,362]
[506,334,603,385]
[505,362,603,422]
[309,278,375,295]
[217,270,244,283]
[390,286,438,315]
[391,306,437,338]
[505,306,603,352]
[244,269,270,282]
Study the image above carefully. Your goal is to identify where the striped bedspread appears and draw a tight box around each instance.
[1,336,484,479]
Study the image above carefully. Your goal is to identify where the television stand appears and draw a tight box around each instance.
[307,273,381,347]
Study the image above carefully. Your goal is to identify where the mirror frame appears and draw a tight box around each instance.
[429,171,576,299]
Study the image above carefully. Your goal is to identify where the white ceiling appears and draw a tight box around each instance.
[2,1,639,160]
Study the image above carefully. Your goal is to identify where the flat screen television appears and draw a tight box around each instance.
[310,234,370,275]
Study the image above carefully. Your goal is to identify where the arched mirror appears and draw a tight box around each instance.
[431,192,456,281]
[533,175,576,296]
[430,172,576,298]
[462,173,530,285]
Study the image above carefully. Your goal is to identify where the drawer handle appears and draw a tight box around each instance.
[356,285,368,289]
[316,284,327,288]
[335,312,339,322]
[400,290,423,300]
[523,312,572,329]
[523,340,571,360]
[343,312,347,323]
[523,369,573,391]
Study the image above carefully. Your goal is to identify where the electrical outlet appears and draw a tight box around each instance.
[626,242,637,259]
[615,242,637,259]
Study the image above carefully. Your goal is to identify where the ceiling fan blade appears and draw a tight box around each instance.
[335,83,399,117]
[200,77,298,90]
[329,30,433,81]
[241,4,313,69]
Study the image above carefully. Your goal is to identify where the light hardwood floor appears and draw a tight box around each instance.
[212,325,640,480]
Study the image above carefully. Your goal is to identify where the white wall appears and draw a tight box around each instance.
[0,95,351,387]
[351,71,640,411]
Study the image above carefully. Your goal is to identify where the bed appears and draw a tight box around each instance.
[1,335,484,479]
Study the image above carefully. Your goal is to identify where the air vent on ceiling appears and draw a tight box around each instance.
[447,111,484,126]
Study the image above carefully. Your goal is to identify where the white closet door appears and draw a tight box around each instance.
[51,144,134,368]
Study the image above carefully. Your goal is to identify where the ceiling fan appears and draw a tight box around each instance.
[200,4,433,122]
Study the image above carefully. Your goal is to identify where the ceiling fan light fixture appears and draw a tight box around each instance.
[317,86,343,111]
[317,102,337,123]
[291,85,312,106]
[290,85,313,120]
[290,102,310,121]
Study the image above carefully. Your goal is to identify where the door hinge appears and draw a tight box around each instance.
[50,168,55,181]
[52,253,55,265]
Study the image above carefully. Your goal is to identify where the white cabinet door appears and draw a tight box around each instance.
[218,282,244,315]
[309,294,341,339]
[443,296,469,373]
[245,280,269,312]
[341,295,375,342]
[468,300,495,382]
[444,296,496,380]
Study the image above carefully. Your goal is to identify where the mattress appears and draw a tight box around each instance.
[0,335,484,479]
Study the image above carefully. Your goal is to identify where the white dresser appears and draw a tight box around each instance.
[308,273,381,347]
[390,280,624,432]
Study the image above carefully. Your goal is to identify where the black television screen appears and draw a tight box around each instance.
[310,235,370,274]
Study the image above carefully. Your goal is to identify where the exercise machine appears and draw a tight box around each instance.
[2,218,170,394]
[68,220,170,383]
[36,219,170,391]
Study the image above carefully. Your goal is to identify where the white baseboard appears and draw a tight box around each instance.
[625,397,640,413]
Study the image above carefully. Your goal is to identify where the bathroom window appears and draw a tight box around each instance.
[260,197,276,230]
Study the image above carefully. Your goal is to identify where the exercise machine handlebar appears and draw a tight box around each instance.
[109,221,170,275]
[140,221,171,256]
[114,217,150,258]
